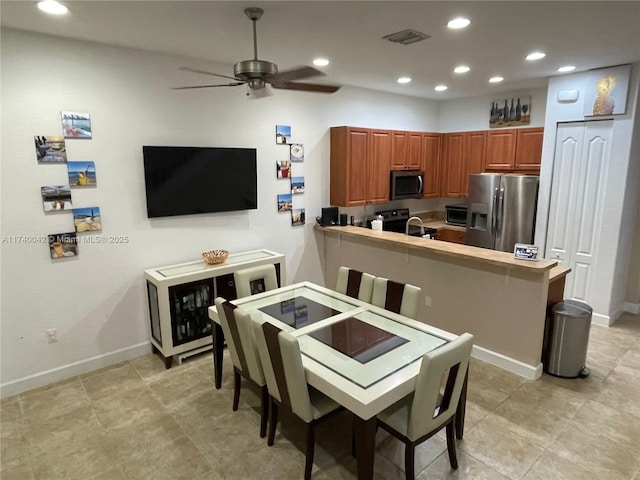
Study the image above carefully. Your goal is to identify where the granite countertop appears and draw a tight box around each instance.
[315,224,558,273]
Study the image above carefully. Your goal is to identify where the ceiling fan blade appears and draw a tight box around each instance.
[179,66,240,82]
[172,82,246,90]
[271,82,341,94]
[272,66,324,84]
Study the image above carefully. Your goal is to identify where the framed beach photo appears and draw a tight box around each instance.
[291,176,305,194]
[41,185,73,212]
[48,231,78,259]
[277,193,292,212]
[61,111,92,138]
[67,161,97,187]
[73,206,102,233]
[291,208,305,226]
[35,135,67,163]
[276,125,291,144]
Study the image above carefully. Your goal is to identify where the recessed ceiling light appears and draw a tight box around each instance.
[447,17,470,29]
[558,65,576,73]
[454,65,470,74]
[313,58,330,67]
[434,85,448,92]
[526,51,546,61]
[397,77,412,84]
[37,0,68,15]
[489,76,504,83]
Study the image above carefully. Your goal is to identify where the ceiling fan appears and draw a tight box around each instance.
[173,7,340,94]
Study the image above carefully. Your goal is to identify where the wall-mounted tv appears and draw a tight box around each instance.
[143,146,257,218]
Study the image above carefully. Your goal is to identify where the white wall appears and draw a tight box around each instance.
[0,29,440,396]
[535,64,640,324]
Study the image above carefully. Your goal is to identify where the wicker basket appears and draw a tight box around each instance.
[202,249,229,265]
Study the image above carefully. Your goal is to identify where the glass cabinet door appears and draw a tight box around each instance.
[169,279,214,346]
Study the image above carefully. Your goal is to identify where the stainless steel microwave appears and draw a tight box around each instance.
[390,170,424,200]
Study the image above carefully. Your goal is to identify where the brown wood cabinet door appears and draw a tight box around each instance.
[407,132,423,170]
[421,133,441,198]
[369,130,392,204]
[341,128,370,206]
[462,131,487,196]
[485,129,517,170]
[514,127,543,171]
[441,132,465,197]
[438,228,466,244]
[390,131,408,170]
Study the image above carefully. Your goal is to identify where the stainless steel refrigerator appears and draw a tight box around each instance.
[465,174,539,252]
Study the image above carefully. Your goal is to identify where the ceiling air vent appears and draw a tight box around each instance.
[383,29,430,46]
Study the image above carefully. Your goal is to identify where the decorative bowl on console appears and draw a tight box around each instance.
[202,249,229,265]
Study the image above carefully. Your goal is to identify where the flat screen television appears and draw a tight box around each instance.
[143,146,257,218]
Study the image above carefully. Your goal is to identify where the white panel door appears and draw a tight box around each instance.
[546,121,612,302]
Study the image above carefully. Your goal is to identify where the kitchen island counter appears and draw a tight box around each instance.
[315,224,557,272]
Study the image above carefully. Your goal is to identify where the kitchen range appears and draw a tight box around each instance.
[366,208,437,238]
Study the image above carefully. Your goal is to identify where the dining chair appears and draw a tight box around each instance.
[251,316,342,480]
[214,297,269,438]
[335,266,375,302]
[234,264,279,298]
[376,333,474,480]
[371,277,421,319]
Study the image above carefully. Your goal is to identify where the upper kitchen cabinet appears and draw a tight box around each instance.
[421,133,441,198]
[391,131,423,170]
[514,127,544,171]
[441,131,486,197]
[485,127,543,172]
[330,127,391,206]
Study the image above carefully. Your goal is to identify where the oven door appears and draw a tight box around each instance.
[390,170,424,200]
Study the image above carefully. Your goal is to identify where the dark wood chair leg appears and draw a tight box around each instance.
[268,398,278,446]
[445,420,458,469]
[455,368,469,439]
[304,422,315,480]
[404,442,415,480]
[232,369,241,411]
[259,385,268,438]
[212,323,224,389]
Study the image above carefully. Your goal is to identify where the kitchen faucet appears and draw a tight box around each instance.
[405,216,425,236]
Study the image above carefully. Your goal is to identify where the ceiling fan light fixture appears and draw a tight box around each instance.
[383,29,431,46]
[489,76,504,83]
[37,0,68,15]
[313,58,330,67]
[447,17,470,29]
[434,84,448,92]
[558,65,576,73]
[397,77,412,84]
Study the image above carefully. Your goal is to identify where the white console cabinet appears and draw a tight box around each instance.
[144,249,285,368]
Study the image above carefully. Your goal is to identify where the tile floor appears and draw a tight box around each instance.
[2,313,639,480]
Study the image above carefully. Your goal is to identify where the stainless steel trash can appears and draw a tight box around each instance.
[543,300,592,378]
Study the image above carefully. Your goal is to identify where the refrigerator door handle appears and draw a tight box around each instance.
[496,187,505,234]
[491,188,499,235]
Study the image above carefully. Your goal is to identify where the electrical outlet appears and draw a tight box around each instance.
[424,296,432,307]
[46,329,57,343]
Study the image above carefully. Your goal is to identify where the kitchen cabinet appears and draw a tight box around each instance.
[391,131,423,170]
[144,249,285,368]
[438,228,466,244]
[421,133,441,198]
[485,127,543,172]
[441,131,486,198]
[330,127,391,206]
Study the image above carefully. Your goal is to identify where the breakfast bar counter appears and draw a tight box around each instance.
[315,224,565,380]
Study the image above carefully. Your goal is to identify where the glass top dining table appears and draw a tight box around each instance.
[208,281,464,480]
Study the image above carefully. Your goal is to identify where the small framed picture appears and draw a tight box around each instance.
[48,231,78,259]
[276,125,291,144]
[61,111,92,138]
[290,144,304,162]
[514,243,538,261]
[276,160,291,179]
[35,136,67,163]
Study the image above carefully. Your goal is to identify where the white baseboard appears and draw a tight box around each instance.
[623,301,640,315]
[471,344,543,380]
[592,312,614,327]
[0,342,152,399]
